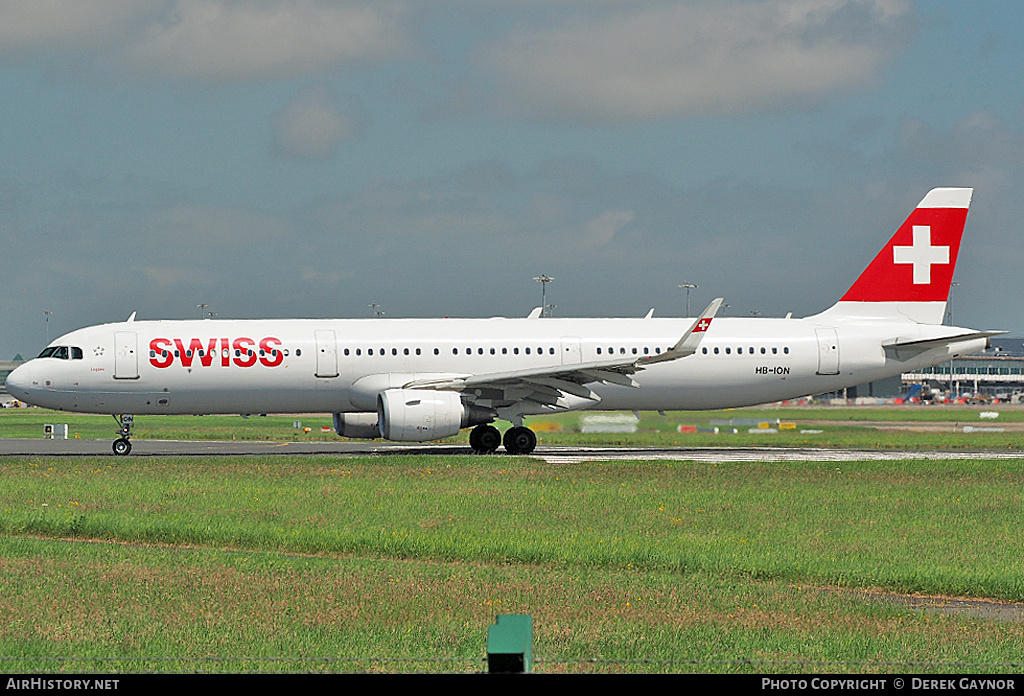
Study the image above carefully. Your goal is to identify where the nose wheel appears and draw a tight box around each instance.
[112,414,134,455]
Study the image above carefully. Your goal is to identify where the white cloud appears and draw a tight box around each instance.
[123,0,412,81]
[0,0,413,82]
[0,0,150,52]
[476,0,913,122]
[273,89,355,159]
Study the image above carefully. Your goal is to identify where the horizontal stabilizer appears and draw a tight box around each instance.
[882,330,1007,352]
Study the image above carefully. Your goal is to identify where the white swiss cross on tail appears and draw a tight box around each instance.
[694,317,712,332]
[893,225,950,284]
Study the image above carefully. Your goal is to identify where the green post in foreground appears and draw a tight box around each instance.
[487,614,533,673]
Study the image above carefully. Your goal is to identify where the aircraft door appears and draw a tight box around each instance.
[114,331,140,380]
[815,328,840,375]
[560,337,582,365]
[315,330,339,378]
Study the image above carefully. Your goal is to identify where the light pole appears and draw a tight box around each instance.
[946,283,958,398]
[534,275,554,317]
[678,282,697,316]
[198,304,208,319]
[42,310,52,344]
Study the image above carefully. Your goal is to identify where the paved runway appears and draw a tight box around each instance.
[4,438,1024,463]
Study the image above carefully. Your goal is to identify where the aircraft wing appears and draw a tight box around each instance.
[403,298,723,410]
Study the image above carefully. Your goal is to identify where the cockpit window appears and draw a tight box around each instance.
[36,346,83,360]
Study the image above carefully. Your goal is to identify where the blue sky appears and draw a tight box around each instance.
[2,0,1023,358]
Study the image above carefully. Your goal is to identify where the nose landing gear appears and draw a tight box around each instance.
[112,414,133,455]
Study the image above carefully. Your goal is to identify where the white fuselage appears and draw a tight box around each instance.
[7,314,986,417]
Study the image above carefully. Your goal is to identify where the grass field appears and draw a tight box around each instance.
[2,407,1023,673]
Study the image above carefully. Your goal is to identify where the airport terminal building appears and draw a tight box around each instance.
[898,336,1024,402]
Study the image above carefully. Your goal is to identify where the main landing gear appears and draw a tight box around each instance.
[469,423,537,455]
[112,414,134,456]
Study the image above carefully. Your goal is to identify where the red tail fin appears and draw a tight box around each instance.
[841,188,971,303]
[819,188,972,323]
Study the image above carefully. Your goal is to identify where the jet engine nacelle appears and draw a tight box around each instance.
[376,389,471,442]
[332,412,381,439]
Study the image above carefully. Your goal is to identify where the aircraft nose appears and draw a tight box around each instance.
[5,361,36,401]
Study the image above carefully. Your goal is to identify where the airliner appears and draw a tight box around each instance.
[6,187,1000,455]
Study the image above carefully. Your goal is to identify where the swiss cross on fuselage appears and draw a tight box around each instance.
[893,225,950,285]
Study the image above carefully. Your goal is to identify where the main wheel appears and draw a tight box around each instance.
[112,438,132,456]
[470,424,502,454]
[503,426,537,455]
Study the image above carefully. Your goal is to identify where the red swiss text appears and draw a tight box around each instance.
[149,337,284,368]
